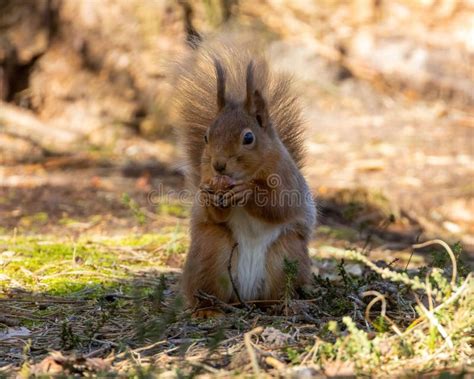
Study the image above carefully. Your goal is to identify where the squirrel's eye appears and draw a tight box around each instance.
[204,134,208,144]
[242,131,254,145]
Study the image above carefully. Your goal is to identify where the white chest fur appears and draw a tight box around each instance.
[227,208,283,300]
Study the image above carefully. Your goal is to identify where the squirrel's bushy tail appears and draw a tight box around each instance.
[173,40,306,188]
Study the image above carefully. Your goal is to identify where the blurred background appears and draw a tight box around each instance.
[0,0,473,265]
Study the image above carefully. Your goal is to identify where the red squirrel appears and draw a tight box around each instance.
[174,43,316,306]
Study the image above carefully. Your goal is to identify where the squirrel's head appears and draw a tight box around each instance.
[201,60,278,181]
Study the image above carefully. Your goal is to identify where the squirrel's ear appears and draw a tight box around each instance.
[252,90,269,128]
[245,61,269,128]
[214,58,226,111]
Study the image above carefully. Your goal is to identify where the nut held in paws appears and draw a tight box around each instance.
[209,175,235,192]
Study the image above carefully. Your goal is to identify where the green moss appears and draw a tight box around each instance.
[373,315,389,333]
[156,203,189,218]
[286,347,302,364]
[102,233,174,247]
[316,225,358,241]
[42,279,104,296]
[59,217,82,226]
[0,231,186,296]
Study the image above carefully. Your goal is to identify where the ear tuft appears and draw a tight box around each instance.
[252,89,269,128]
[245,62,269,127]
[245,60,255,112]
[214,58,226,111]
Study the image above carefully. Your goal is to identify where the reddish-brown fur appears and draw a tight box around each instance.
[174,42,307,189]
[175,42,316,306]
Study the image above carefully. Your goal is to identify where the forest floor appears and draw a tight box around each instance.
[1,0,473,377]
[1,85,473,376]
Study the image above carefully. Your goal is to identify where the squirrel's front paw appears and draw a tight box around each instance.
[198,189,229,208]
[199,181,252,208]
[199,175,243,208]
[200,175,235,193]
[220,182,253,207]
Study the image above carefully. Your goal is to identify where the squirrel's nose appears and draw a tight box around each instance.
[213,160,226,174]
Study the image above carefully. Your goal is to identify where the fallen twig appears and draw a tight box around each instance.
[412,239,458,287]
[362,290,387,323]
[413,292,454,349]
[244,327,263,376]
[227,243,250,310]
[362,290,402,336]
[315,246,434,294]
[194,291,241,314]
[403,273,472,336]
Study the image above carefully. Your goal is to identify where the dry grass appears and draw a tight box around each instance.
[0,234,472,378]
